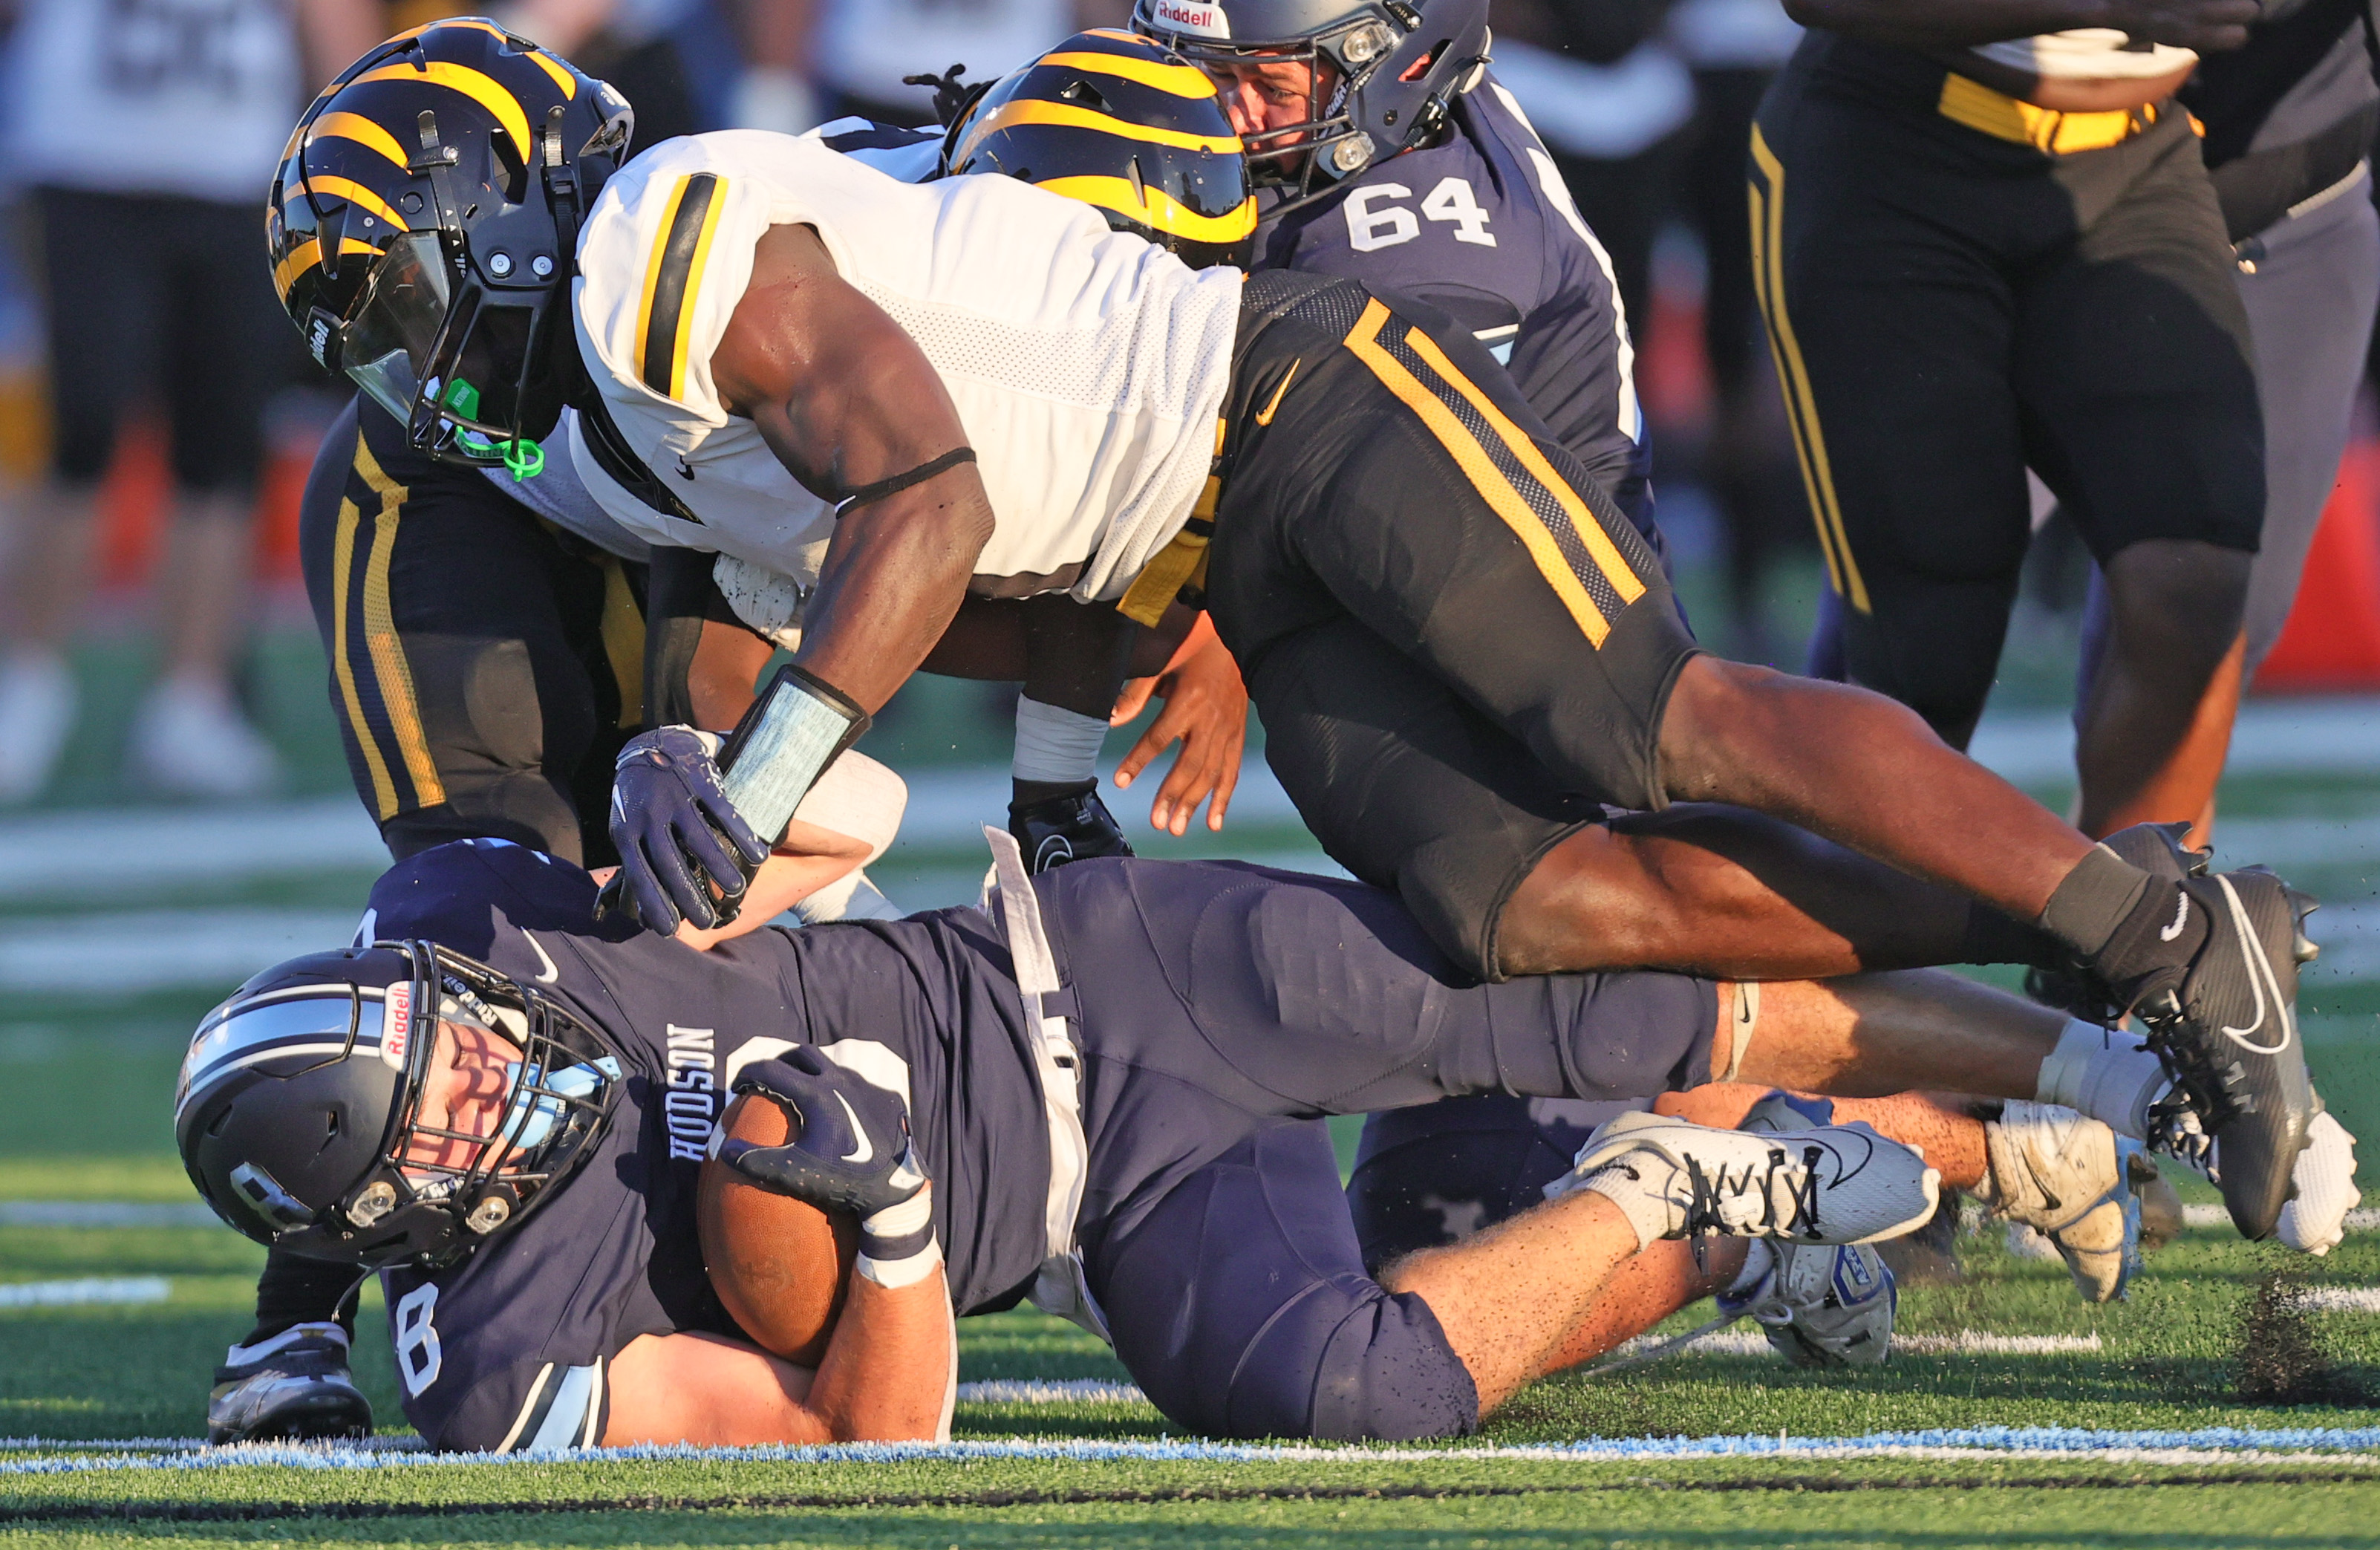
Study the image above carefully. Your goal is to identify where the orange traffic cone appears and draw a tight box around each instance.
[2255,437,2380,692]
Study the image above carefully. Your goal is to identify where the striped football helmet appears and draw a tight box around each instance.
[267,19,633,475]
[175,940,622,1269]
[943,30,1257,271]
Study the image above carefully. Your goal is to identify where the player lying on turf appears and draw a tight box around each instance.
[271,24,2316,1245]
[179,836,2297,1449]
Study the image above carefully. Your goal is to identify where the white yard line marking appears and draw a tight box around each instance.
[0,1203,217,1228]
[956,1380,1150,1405]
[1610,1328,2101,1361]
[2300,1287,2380,1314]
[0,800,386,899]
[10,1427,2380,1472]
[0,1277,168,1309]
[1967,697,2380,787]
[2182,1205,2380,1231]
[0,909,362,994]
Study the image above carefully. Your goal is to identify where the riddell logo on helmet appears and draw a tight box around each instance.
[382,983,413,1070]
[1150,0,1232,38]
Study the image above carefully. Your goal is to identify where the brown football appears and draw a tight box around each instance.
[697,1091,858,1367]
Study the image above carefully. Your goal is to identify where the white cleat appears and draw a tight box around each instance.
[2277,1110,2361,1257]
[0,649,74,803]
[125,674,281,800]
[1553,1110,1940,1245]
[1976,1101,2143,1303]
[1721,1238,1897,1367]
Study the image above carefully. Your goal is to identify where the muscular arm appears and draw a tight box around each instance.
[602,1256,953,1445]
[711,224,997,714]
[1784,0,2255,49]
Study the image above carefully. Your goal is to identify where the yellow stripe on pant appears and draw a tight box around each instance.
[1748,125,1871,614]
[1340,298,1644,646]
[336,436,447,818]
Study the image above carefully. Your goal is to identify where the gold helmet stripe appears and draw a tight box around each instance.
[964,98,1241,154]
[1035,177,1256,242]
[305,111,412,172]
[388,19,580,99]
[351,61,532,166]
[290,176,410,234]
[273,236,385,305]
[1034,50,1216,99]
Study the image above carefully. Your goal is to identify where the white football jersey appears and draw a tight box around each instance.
[570,131,1242,608]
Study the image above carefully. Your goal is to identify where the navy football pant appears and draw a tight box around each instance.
[1037,858,1720,1439]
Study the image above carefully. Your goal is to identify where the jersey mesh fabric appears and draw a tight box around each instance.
[571,131,1240,601]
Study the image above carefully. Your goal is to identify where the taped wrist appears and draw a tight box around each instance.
[1012,696,1109,786]
[717,664,870,847]
[857,1185,939,1288]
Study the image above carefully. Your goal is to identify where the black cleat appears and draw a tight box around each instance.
[2133,868,2320,1241]
[1008,788,1134,873]
[206,1323,372,1445]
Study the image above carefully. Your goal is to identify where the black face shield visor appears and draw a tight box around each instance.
[333,232,557,478]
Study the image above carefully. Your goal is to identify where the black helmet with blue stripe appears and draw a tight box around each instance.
[175,941,620,1269]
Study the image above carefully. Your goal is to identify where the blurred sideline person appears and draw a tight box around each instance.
[0,0,381,802]
[2073,0,2380,773]
[1776,0,2265,844]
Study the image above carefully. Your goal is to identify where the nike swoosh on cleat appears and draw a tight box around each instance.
[834,1092,874,1165]
[2160,893,2190,942]
[2215,876,2293,1055]
[524,933,560,985]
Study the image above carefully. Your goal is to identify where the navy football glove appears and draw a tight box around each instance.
[721,1049,936,1284]
[605,726,771,934]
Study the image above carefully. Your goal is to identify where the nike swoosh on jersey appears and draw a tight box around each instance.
[835,1091,874,1165]
[2159,893,2190,942]
[524,932,560,986]
[1254,359,1301,426]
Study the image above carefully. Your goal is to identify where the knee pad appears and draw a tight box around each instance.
[1229,1277,1478,1442]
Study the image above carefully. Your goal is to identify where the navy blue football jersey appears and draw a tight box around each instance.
[365,839,1049,1451]
[1253,76,1655,535]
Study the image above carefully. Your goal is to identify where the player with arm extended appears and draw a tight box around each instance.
[177,836,2242,1448]
[270,21,2319,1241]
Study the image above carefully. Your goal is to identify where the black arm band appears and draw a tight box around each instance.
[831,447,978,519]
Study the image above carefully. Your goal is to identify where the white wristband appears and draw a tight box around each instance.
[857,1239,942,1288]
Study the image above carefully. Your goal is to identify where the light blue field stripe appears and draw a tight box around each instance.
[8,1427,2380,1476]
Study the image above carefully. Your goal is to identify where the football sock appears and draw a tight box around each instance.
[1012,696,1108,789]
[1959,902,2064,968]
[244,1248,366,1347]
[1575,1159,1679,1251]
[2034,1018,2170,1141]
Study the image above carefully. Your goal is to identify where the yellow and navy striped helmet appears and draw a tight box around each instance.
[267,19,633,474]
[943,30,1256,270]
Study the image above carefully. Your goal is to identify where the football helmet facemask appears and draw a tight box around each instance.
[175,940,622,1270]
[943,29,1257,270]
[267,19,633,475]
[1130,0,1490,211]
